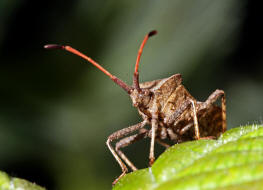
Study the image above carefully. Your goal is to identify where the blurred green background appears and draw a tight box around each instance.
[0,0,262,189]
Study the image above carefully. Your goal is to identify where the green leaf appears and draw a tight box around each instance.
[113,125,263,190]
[0,171,45,190]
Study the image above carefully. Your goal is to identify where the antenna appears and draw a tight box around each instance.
[133,30,157,91]
[44,44,132,93]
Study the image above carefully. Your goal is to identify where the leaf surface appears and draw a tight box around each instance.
[113,125,263,190]
[0,171,45,190]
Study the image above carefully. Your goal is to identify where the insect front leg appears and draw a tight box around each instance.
[149,117,158,166]
[106,120,147,185]
[115,129,149,171]
[149,101,159,166]
[204,89,226,132]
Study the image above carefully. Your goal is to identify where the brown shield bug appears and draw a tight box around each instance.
[44,30,226,185]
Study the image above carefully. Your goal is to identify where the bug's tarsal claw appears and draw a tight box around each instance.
[149,158,155,166]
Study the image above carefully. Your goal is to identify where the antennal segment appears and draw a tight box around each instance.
[44,44,132,93]
[133,30,157,91]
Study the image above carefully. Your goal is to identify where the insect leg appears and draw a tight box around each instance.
[167,128,179,141]
[190,100,200,139]
[149,100,159,166]
[165,100,192,126]
[166,99,200,139]
[106,120,148,185]
[149,117,158,166]
[156,139,170,149]
[115,130,149,171]
[204,89,226,132]
[179,122,193,135]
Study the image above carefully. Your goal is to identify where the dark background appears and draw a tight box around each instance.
[0,0,262,189]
